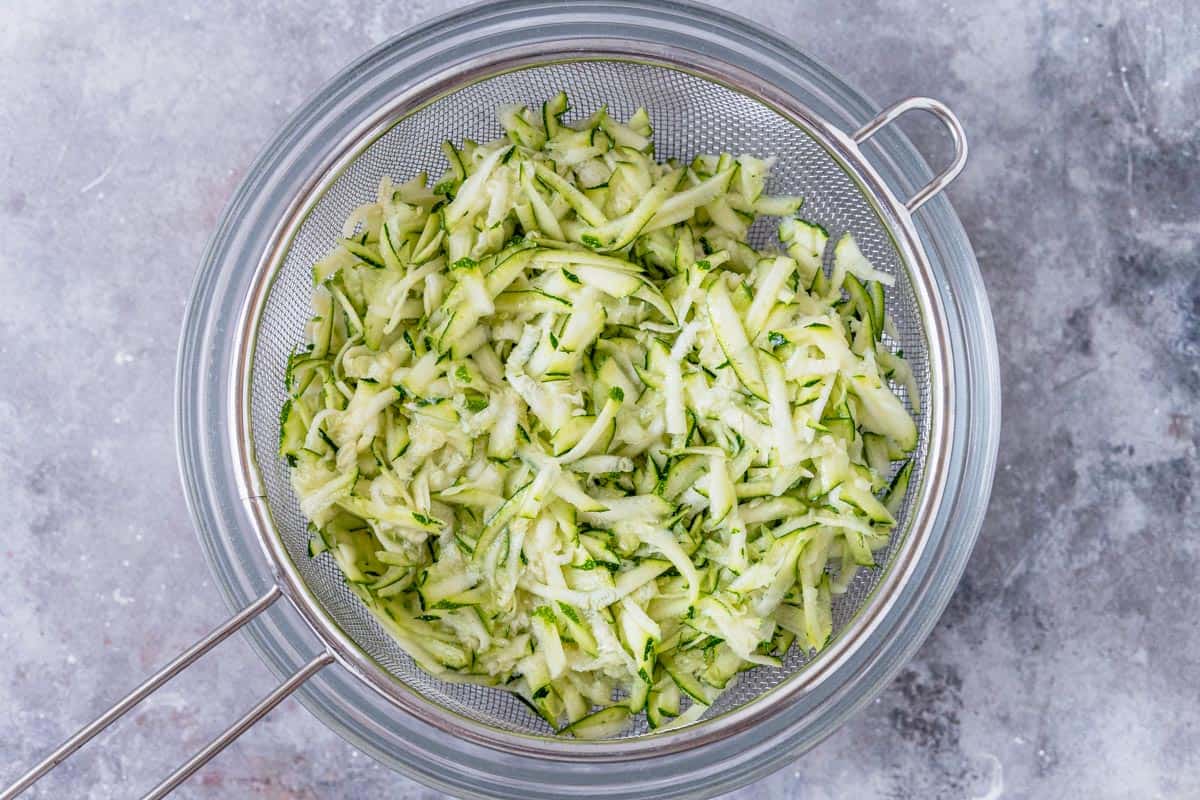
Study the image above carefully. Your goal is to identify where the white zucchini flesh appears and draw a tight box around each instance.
[283,93,917,735]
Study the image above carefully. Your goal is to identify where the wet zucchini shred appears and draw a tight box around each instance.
[282,92,917,736]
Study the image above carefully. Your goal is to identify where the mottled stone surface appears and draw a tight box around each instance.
[1,1,1196,798]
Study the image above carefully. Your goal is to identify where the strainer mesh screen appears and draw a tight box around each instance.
[249,61,930,739]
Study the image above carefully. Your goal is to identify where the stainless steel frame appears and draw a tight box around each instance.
[2,40,966,797]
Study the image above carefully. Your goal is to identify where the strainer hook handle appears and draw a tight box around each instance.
[852,97,968,213]
[1,585,332,799]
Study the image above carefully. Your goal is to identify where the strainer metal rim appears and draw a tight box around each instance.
[226,39,953,760]
[171,2,999,797]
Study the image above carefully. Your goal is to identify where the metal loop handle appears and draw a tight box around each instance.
[852,97,968,213]
[1,586,332,799]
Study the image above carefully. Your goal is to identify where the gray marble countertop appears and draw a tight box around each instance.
[1,1,1197,798]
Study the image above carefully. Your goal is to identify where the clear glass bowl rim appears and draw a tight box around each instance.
[175,2,1001,798]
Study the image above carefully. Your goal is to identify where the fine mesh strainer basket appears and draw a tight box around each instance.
[5,2,1000,799]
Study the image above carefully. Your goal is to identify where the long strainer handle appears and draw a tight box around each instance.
[852,97,968,213]
[0,585,332,799]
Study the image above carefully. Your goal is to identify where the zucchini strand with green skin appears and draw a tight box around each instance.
[286,94,917,736]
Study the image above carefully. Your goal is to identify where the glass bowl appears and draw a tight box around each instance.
[176,2,1001,797]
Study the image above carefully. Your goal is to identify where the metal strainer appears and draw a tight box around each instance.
[4,5,972,798]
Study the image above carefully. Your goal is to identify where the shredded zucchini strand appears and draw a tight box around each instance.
[283,94,917,736]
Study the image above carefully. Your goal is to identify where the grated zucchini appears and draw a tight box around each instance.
[284,94,917,735]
